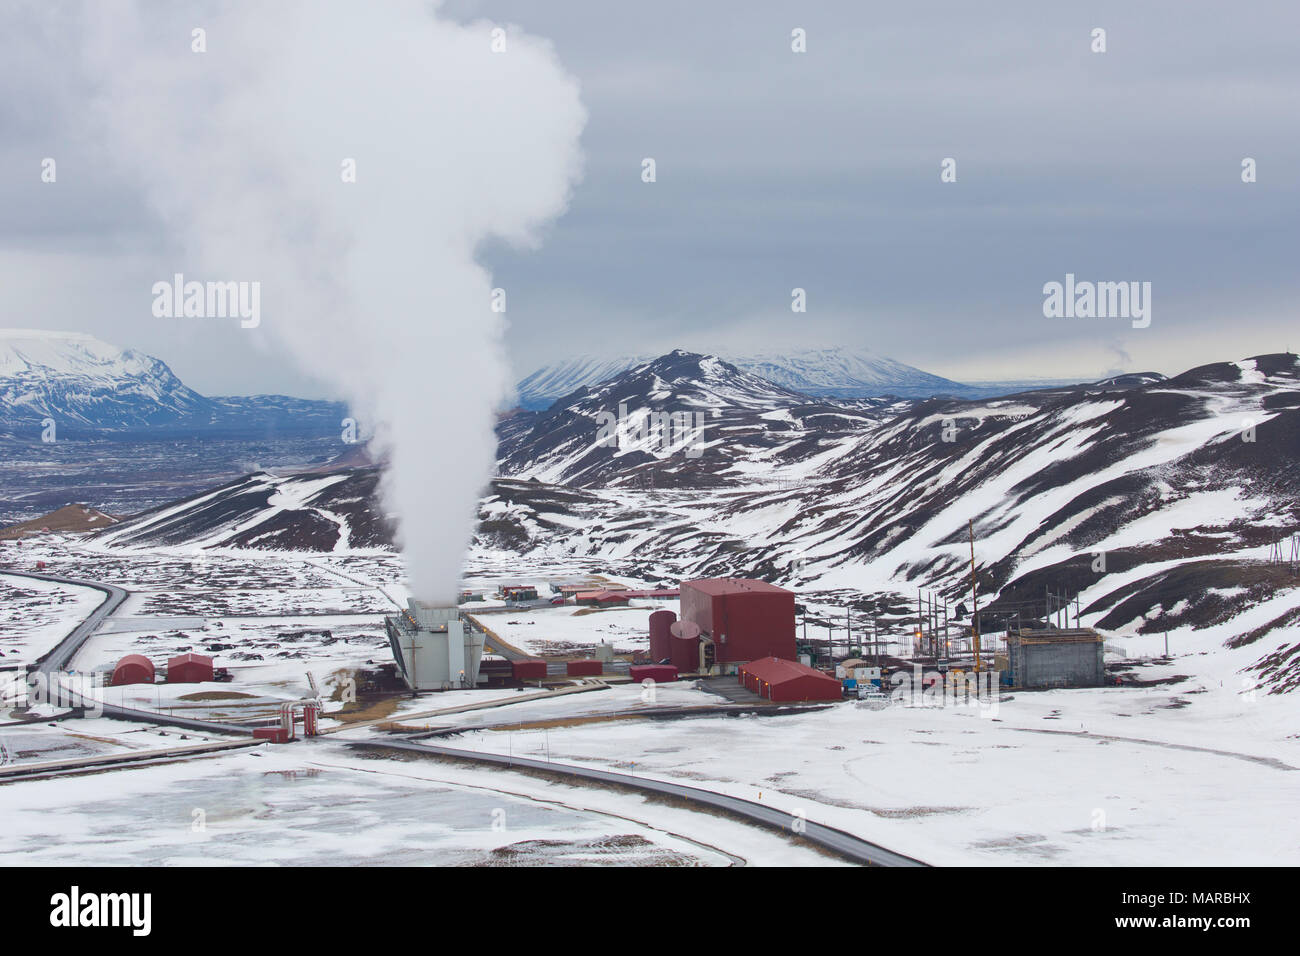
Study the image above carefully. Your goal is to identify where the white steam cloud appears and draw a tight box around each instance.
[71,1,585,602]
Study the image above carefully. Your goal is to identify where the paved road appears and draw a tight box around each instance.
[0,568,128,675]
[1,567,251,735]
[354,737,928,867]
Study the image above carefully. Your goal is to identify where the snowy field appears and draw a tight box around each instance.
[2,534,1298,866]
[0,740,835,866]
[0,572,103,667]
[416,679,1300,866]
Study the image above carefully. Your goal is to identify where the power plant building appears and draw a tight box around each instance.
[678,578,797,673]
[386,600,486,691]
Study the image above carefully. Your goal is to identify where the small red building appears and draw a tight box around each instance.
[575,590,630,606]
[629,664,678,683]
[740,657,841,703]
[679,578,796,668]
[111,654,155,686]
[512,659,548,681]
[566,659,602,676]
[166,653,214,684]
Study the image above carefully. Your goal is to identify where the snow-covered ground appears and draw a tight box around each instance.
[0,571,103,667]
[0,741,828,866]
[2,533,1298,866]
[415,679,1300,866]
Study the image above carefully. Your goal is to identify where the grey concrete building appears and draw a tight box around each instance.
[1006,628,1106,689]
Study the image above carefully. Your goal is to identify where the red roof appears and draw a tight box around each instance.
[682,578,792,597]
[741,656,834,682]
[575,590,628,602]
[740,656,841,702]
[111,654,155,686]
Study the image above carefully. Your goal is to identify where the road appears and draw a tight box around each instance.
[0,568,128,676]
[1,567,251,735]
[354,737,928,867]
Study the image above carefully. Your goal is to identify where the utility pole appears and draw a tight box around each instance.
[917,587,923,658]
[943,599,949,659]
[969,519,982,674]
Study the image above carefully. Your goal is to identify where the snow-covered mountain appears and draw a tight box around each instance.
[0,328,344,435]
[86,350,1300,691]
[734,348,971,399]
[0,328,212,429]
[515,355,656,410]
[515,346,983,409]
[498,350,905,487]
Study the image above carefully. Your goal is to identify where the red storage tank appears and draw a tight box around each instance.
[566,659,602,676]
[512,659,548,681]
[629,664,678,683]
[670,634,699,673]
[648,609,676,663]
[679,579,796,664]
[110,654,155,686]
[166,653,214,684]
[739,656,841,703]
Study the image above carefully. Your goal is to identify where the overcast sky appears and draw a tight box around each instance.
[3,0,1299,398]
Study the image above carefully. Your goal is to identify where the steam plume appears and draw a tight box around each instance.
[74,1,585,602]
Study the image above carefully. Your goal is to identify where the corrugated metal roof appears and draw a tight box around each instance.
[740,656,838,684]
[682,578,793,596]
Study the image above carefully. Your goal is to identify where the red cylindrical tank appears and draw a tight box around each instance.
[670,635,699,674]
[111,654,155,686]
[566,659,602,676]
[648,609,676,663]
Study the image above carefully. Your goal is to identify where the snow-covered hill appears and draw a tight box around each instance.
[515,347,980,409]
[498,350,905,487]
[85,350,1300,691]
[735,348,971,399]
[92,469,391,552]
[0,328,344,435]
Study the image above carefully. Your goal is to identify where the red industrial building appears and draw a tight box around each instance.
[565,659,602,676]
[740,657,841,703]
[678,578,797,671]
[110,654,155,687]
[166,653,214,684]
